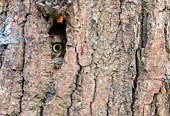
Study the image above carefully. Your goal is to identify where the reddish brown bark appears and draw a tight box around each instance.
[0,0,169,116]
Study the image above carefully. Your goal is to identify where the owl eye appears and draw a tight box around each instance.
[52,43,62,53]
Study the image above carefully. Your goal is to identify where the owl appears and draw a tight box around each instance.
[49,34,66,69]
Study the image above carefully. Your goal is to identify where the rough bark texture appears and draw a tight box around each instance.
[0,0,170,116]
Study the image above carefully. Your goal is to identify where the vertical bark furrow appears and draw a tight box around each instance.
[165,82,170,114]
[19,0,31,114]
[131,49,140,116]
[0,0,33,115]
[0,0,8,39]
[141,0,148,48]
[136,0,168,115]
[164,1,170,114]
[151,93,159,116]
[67,52,82,115]
[0,44,8,69]
[19,0,31,115]
[90,78,97,116]
[165,9,170,53]
[106,96,110,116]
[0,0,170,115]
[118,0,123,25]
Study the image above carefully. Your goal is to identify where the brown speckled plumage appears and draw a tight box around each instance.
[49,34,66,69]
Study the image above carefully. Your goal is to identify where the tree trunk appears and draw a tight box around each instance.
[0,0,169,116]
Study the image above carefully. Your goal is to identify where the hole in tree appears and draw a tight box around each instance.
[48,15,67,69]
[48,15,66,37]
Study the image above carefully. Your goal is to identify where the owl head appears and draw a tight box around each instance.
[49,34,66,69]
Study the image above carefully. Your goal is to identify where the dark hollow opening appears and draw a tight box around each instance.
[48,16,66,37]
[48,15,67,69]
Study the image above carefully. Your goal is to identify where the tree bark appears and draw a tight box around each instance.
[0,0,169,116]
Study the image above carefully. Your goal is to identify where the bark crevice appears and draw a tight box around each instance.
[1,0,9,37]
[165,82,170,114]
[0,44,8,69]
[141,0,148,48]
[40,86,55,116]
[67,50,82,116]
[118,0,124,25]
[165,11,169,53]
[90,78,97,116]
[131,49,140,116]
[106,97,110,116]
[19,0,31,114]
[151,93,159,116]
